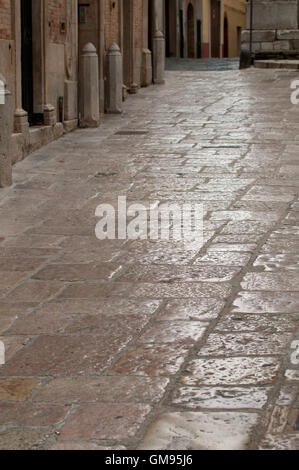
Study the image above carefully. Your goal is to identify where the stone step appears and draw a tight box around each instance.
[254,59,299,69]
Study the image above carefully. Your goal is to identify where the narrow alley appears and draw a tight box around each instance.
[0,63,298,451]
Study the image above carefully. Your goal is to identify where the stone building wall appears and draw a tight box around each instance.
[0,0,12,40]
[105,0,121,50]
[132,0,144,87]
[167,1,246,59]
[241,0,299,58]
[0,0,165,184]
[222,0,246,57]
[48,0,67,43]
[0,0,15,100]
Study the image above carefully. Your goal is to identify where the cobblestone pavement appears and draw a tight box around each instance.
[0,67,298,450]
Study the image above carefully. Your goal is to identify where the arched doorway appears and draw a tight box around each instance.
[210,0,220,58]
[223,15,229,58]
[187,3,195,58]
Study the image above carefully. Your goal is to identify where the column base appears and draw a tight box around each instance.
[44,104,56,126]
[14,109,29,134]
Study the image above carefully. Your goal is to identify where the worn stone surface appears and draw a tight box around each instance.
[169,386,270,410]
[181,358,282,386]
[34,376,169,404]
[58,404,151,441]
[138,412,259,450]
[0,64,298,450]
[0,428,51,451]
[0,378,41,401]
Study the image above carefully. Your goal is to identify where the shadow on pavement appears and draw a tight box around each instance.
[166,58,240,71]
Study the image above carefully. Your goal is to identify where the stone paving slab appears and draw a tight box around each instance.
[0,66,298,450]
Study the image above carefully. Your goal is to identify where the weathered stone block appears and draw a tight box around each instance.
[79,43,100,127]
[252,42,262,53]
[44,104,56,126]
[64,80,78,121]
[142,49,153,87]
[14,109,29,134]
[63,119,78,133]
[106,43,123,114]
[153,31,165,85]
[277,30,299,40]
[261,42,274,51]
[273,40,291,51]
[242,30,276,43]
[247,2,298,30]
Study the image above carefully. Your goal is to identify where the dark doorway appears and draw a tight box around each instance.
[148,0,153,52]
[21,0,34,125]
[211,0,221,58]
[123,0,132,89]
[197,20,202,58]
[179,10,184,58]
[237,26,242,56]
[223,15,229,58]
[165,0,170,57]
[187,3,195,58]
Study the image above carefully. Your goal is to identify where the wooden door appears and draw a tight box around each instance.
[211,0,220,58]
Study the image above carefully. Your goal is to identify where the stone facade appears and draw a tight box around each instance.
[241,0,299,59]
[0,0,165,185]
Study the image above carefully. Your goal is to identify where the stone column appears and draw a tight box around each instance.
[142,49,153,87]
[141,0,152,87]
[43,104,56,126]
[152,0,165,85]
[79,43,100,128]
[153,0,164,33]
[153,31,166,84]
[0,75,13,188]
[106,44,123,114]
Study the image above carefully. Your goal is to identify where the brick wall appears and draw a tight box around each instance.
[0,0,12,40]
[105,0,121,50]
[48,0,67,44]
[133,0,143,49]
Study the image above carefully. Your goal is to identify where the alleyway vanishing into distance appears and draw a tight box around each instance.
[0,63,298,450]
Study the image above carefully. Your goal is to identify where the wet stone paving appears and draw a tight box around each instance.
[0,63,298,450]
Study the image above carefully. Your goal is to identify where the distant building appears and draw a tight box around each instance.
[165,0,246,59]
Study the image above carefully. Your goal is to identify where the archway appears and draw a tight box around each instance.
[187,3,195,58]
[223,15,229,58]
